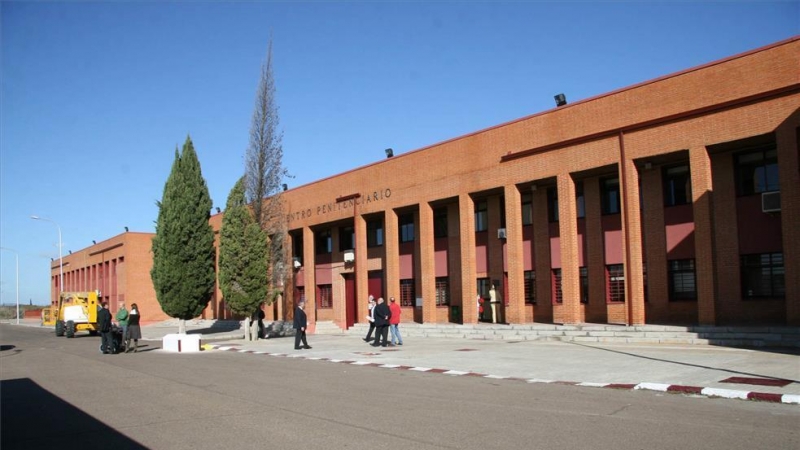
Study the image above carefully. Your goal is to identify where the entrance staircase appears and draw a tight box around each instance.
[343,322,800,348]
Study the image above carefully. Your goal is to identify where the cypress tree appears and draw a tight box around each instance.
[151,136,216,331]
[218,177,268,317]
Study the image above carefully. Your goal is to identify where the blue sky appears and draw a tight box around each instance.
[1,1,798,306]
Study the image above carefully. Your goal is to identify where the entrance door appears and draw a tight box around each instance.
[368,270,384,300]
[343,274,355,328]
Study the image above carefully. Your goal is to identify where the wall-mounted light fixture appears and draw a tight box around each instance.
[282,184,288,191]
[124,226,129,232]
[554,93,567,107]
[293,257,302,269]
[385,148,393,158]
[92,240,96,245]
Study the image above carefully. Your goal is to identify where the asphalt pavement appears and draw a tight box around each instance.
[10,318,800,404]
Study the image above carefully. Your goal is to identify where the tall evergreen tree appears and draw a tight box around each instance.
[151,136,216,333]
[218,177,268,317]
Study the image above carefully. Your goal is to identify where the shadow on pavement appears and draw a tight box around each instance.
[569,341,800,384]
[1,378,148,450]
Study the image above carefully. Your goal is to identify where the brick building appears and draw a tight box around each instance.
[46,37,799,329]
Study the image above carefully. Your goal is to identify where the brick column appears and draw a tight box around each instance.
[459,193,478,324]
[777,120,800,325]
[418,202,437,323]
[302,226,316,327]
[532,187,552,322]
[384,209,400,311]
[557,173,581,324]
[620,158,646,325]
[711,152,739,325]
[504,185,525,324]
[354,212,368,324]
[690,146,718,325]
[640,168,668,321]
[583,176,607,322]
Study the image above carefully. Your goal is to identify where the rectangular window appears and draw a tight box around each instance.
[317,284,332,309]
[399,213,415,243]
[339,226,354,252]
[552,269,562,304]
[601,177,621,215]
[367,219,384,247]
[524,270,536,304]
[435,277,449,306]
[434,207,448,238]
[576,181,586,219]
[292,234,304,264]
[315,229,332,254]
[580,267,588,304]
[663,164,692,207]
[521,194,533,226]
[668,259,697,301]
[547,188,559,222]
[741,253,785,298]
[606,264,625,302]
[475,200,488,232]
[400,279,415,306]
[735,146,779,196]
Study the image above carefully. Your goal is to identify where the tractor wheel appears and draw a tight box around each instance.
[55,321,65,337]
[65,321,76,338]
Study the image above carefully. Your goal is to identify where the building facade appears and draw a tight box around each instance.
[278,37,800,331]
[46,38,799,329]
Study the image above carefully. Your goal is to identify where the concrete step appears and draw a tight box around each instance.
[343,323,800,347]
[313,320,346,335]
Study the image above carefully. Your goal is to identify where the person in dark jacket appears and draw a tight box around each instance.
[126,303,142,353]
[371,297,391,347]
[293,301,311,350]
[97,302,113,354]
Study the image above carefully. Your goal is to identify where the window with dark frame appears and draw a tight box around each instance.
[601,177,621,215]
[580,267,588,304]
[547,188,559,222]
[735,145,779,196]
[576,181,586,218]
[741,253,785,299]
[315,229,332,254]
[522,194,533,226]
[400,279,415,306]
[339,226,354,252]
[606,264,625,302]
[524,270,536,304]
[552,269,562,304]
[475,200,488,232]
[663,164,692,207]
[668,259,697,301]
[434,207,448,238]
[399,213,415,243]
[317,284,332,308]
[435,277,449,306]
[367,219,384,247]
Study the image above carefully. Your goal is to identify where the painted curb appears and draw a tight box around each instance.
[204,344,800,405]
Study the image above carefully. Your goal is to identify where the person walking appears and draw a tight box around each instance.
[115,302,129,349]
[389,297,403,346]
[371,297,391,347]
[293,300,311,350]
[126,303,142,353]
[97,302,113,354]
[363,295,376,342]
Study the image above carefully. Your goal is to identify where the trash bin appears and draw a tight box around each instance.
[450,305,461,323]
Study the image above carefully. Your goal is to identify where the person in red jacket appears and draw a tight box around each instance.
[388,297,403,346]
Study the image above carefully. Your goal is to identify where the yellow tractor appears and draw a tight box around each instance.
[42,291,101,338]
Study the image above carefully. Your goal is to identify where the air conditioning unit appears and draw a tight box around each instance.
[343,250,355,263]
[762,191,781,213]
[497,228,507,239]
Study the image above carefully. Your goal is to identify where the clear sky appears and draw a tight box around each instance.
[1,1,798,306]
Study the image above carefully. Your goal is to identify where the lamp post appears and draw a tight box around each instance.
[0,247,19,324]
[31,216,63,301]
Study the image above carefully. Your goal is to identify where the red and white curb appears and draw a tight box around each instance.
[205,344,800,405]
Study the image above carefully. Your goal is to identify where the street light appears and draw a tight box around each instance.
[31,216,63,300]
[0,247,19,324]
